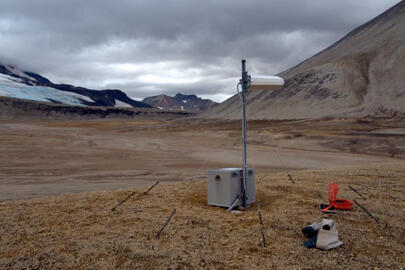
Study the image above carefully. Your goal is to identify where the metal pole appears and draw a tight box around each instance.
[241,59,248,209]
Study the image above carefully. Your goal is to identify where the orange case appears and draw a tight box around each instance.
[322,182,352,212]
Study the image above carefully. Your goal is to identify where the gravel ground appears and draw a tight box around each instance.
[0,164,404,269]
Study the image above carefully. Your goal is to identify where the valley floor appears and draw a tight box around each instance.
[0,116,404,201]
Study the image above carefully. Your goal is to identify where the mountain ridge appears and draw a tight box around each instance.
[0,63,218,112]
[204,1,405,119]
[143,92,217,112]
[0,63,152,108]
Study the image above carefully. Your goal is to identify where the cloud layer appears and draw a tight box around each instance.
[0,0,399,101]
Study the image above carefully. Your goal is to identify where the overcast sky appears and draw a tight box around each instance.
[0,0,400,102]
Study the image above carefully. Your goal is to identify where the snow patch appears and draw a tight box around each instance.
[114,99,133,108]
[63,91,94,103]
[5,65,36,82]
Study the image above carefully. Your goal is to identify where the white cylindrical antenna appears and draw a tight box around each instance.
[248,76,284,91]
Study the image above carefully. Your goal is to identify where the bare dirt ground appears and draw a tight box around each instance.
[0,116,404,269]
[0,116,404,201]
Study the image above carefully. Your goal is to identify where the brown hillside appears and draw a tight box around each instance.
[204,1,405,119]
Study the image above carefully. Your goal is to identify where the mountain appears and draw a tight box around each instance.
[143,93,217,112]
[204,1,405,119]
[0,64,152,108]
[0,96,194,120]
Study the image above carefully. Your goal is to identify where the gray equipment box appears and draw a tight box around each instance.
[207,168,256,208]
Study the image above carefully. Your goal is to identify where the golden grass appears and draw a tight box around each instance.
[1,164,404,269]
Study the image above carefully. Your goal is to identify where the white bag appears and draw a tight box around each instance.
[316,218,343,250]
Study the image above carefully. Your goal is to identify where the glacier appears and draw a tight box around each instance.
[0,73,93,106]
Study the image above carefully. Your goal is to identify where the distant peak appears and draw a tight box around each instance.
[174,93,198,100]
[142,92,217,112]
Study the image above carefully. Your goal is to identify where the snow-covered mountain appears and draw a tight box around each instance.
[0,64,152,108]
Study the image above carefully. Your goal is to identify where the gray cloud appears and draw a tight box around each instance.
[0,0,400,101]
